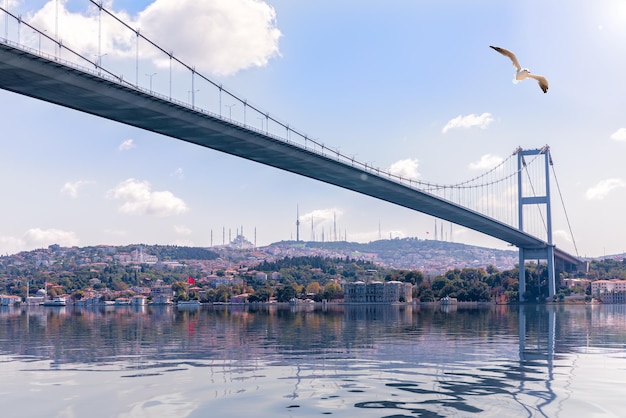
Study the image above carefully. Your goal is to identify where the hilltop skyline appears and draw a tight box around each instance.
[1,0,626,257]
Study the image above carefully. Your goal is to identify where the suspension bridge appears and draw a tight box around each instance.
[0,2,582,301]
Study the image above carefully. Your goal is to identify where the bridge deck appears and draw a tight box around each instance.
[0,42,580,267]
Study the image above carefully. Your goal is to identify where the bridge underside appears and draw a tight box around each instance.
[0,43,582,271]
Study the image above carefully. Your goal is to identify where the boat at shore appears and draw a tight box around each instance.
[177,300,201,307]
[42,296,67,307]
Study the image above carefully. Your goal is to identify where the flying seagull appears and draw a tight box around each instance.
[490,46,549,93]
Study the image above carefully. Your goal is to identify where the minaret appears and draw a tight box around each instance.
[296,205,300,242]
[334,212,337,242]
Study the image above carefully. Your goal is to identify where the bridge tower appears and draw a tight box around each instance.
[517,146,555,302]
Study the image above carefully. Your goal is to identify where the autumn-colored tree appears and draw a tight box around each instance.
[306,281,322,295]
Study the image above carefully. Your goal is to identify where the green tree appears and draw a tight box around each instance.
[276,285,297,302]
[254,286,272,302]
[431,277,449,294]
[323,282,343,301]
[71,290,85,300]
[306,281,322,296]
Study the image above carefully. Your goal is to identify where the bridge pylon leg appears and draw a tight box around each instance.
[518,246,556,302]
[519,248,526,302]
[516,146,556,303]
[547,245,556,298]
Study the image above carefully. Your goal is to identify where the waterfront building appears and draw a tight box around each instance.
[152,294,173,305]
[591,280,626,298]
[114,298,131,305]
[131,295,148,306]
[344,281,367,303]
[385,280,413,303]
[0,295,21,306]
[343,280,413,303]
[230,294,249,304]
[25,295,45,305]
[150,280,173,304]
[600,291,626,304]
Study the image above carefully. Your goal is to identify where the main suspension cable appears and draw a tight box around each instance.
[550,156,580,257]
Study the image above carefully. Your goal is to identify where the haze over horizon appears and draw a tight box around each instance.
[2,0,626,258]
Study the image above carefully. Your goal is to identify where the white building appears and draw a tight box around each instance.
[343,280,413,303]
[150,280,173,304]
[0,295,21,306]
[591,280,626,297]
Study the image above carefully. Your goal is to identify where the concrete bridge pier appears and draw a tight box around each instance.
[518,246,556,302]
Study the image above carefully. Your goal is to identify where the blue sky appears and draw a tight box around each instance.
[1,0,626,257]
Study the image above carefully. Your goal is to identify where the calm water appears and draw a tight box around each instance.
[1,303,625,417]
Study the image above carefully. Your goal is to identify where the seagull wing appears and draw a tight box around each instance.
[490,46,521,71]
[527,74,549,93]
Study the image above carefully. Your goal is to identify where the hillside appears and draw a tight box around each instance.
[1,238,518,276]
[262,238,518,273]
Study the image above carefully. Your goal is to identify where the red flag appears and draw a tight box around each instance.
[187,276,195,285]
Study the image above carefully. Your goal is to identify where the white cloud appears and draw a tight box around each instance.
[61,180,93,198]
[23,228,80,248]
[442,112,494,134]
[388,158,420,180]
[28,0,282,76]
[553,229,573,244]
[0,236,24,255]
[468,154,504,170]
[610,128,626,141]
[300,208,342,227]
[118,139,136,151]
[108,178,188,216]
[0,228,79,254]
[585,178,626,200]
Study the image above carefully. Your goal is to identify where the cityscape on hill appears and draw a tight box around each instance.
[0,237,518,276]
[2,236,623,306]
[0,237,526,305]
